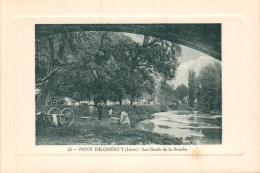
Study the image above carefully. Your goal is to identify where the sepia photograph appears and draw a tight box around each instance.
[35,24,222,145]
[2,0,260,172]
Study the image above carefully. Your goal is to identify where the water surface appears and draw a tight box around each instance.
[135,111,222,144]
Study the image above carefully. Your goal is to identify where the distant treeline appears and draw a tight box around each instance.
[158,62,221,114]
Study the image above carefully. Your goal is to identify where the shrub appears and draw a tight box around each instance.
[159,105,169,112]
[176,104,193,115]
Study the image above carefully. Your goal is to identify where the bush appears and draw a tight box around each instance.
[176,104,193,115]
[168,104,178,110]
[159,105,169,112]
[209,110,221,115]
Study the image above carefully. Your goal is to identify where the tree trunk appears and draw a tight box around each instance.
[130,97,134,106]
[36,37,55,107]
[36,82,52,107]
[97,106,103,120]
[118,94,122,105]
[36,88,47,107]
[44,81,52,106]
[36,72,55,107]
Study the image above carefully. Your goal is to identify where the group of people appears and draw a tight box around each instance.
[88,104,130,125]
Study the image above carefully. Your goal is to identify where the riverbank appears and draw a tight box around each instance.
[36,105,184,145]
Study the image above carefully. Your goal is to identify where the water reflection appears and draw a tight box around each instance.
[138,121,155,132]
[135,111,222,145]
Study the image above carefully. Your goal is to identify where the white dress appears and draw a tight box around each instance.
[120,111,126,124]
[52,114,58,126]
[109,109,113,116]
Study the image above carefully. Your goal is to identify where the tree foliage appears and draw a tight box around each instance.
[196,62,222,113]
[188,69,196,107]
[158,83,176,105]
[35,31,181,106]
[175,84,188,102]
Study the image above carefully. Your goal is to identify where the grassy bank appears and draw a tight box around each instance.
[36,105,185,145]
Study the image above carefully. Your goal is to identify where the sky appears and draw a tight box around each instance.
[170,45,221,87]
[124,32,221,88]
[172,54,220,87]
[178,45,207,63]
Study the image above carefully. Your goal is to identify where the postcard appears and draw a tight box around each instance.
[1,0,259,172]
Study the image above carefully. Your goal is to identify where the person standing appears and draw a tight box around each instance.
[89,105,94,114]
[108,107,113,116]
[97,101,105,120]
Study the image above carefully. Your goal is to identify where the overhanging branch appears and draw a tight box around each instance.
[142,38,160,48]
[36,68,60,84]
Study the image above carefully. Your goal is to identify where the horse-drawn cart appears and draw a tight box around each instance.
[37,107,74,126]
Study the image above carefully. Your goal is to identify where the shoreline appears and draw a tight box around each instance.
[36,105,186,145]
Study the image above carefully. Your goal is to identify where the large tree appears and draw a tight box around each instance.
[197,62,222,113]
[35,31,119,106]
[121,35,181,105]
[35,34,72,106]
[35,31,182,107]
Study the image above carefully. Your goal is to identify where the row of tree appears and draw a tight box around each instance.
[157,83,187,107]
[157,62,222,114]
[35,31,182,106]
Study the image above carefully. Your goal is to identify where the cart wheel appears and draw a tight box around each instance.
[60,100,66,105]
[47,107,62,124]
[60,108,74,126]
[50,98,57,105]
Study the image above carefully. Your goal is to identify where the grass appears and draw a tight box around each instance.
[36,105,185,145]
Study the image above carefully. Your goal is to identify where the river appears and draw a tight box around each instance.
[135,111,222,145]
